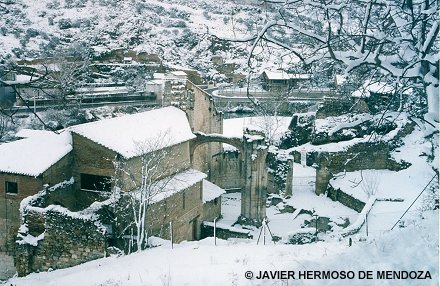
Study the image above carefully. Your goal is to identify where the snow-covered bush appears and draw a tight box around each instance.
[58,18,73,30]
[287,228,316,244]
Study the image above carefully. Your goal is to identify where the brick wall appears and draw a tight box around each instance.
[112,177,224,251]
[123,142,191,183]
[73,132,192,189]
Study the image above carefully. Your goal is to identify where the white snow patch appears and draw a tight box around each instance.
[146,169,207,204]
[202,179,225,203]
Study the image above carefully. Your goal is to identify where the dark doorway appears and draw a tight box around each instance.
[190,215,200,241]
[80,173,112,192]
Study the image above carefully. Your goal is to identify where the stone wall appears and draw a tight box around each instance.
[112,179,220,252]
[185,81,223,176]
[15,209,106,276]
[0,153,72,280]
[201,222,252,240]
[240,130,268,224]
[0,253,15,280]
[210,151,242,190]
[202,198,222,222]
[326,185,366,213]
[72,132,117,189]
[291,142,407,195]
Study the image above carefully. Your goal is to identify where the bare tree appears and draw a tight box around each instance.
[0,44,93,132]
[0,113,11,141]
[229,0,439,122]
[360,171,380,198]
[111,132,180,253]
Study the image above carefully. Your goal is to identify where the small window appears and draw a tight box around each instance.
[182,192,186,209]
[214,198,218,205]
[5,181,18,195]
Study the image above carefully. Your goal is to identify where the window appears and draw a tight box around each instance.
[182,192,186,209]
[5,181,18,195]
[80,173,111,192]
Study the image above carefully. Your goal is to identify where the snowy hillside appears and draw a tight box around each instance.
[0,0,272,77]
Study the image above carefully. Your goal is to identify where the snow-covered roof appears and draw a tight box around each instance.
[3,74,35,85]
[150,169,207,204]
[0,131,72,177]
[202,179,225,203]
[146,79,164,85]
[261,70,311,80]
[335,75,346,86]
[153,73,166,79]
[15,129,55,139]
[70,106,196,159]
[171,71,187,77]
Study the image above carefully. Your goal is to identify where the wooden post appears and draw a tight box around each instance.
[214,217,217,246]
[263,218,266,245]
[170,221,173,249]
[365,213,368,237]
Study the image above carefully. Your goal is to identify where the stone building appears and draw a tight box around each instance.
[69,106,224,243]
[1,106,226,278]
[1,81,271,278]
[0,130,72,279]
[260,70,311,91]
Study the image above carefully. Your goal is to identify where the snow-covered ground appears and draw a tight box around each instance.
[4,114,438,285]
[5,211,438,286]
[329,123,438,236]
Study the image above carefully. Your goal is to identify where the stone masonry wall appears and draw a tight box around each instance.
[201,223,252,240]
[0,154,72,280]
[72,132,117,189]
[291,142,407,195]
[326,185,366,213]
[210,151,242,190]
[202,198,222,223]
[15,210,106,276]
[185,81,223,177]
